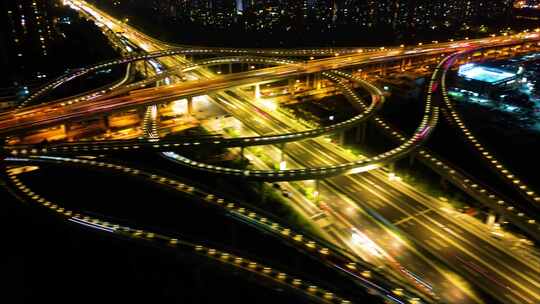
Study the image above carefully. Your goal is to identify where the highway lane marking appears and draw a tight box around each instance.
[370,169,540,283]
[369,199,385,209]
[431,237,449,249]
[328,183,485,303]
[409,213,540,301]
[338,172,540,301]
[425,237,450,251]
[425,238,442,251]
[422,212,540,285]
[399,220,415,227]
[325,177,492,302]
[394,208,434,226]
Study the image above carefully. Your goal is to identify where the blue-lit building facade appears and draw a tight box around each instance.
[457,63,523,95]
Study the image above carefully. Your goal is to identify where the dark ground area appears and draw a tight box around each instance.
[0,158,380,304]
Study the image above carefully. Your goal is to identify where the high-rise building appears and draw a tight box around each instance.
[0,0,55,85]
[148,0,514,30]
[334,0,513,30]
[122,0,517,47]
[236,0,244,13]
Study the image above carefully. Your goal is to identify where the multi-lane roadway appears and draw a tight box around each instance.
[2,1,540,304]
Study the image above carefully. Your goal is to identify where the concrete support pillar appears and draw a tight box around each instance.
[60,124,68,137]
[279,143,286,170]
[408,151,416,167]
[388,161,395,173]
[314,179,320,204]
[228,63,232,74]
[288,78,295,96]
[440,176,448,190]
[138,106,147,120]
[308,74,313,88]
[65,123,76,141]
[143,60,148,77]
[338,131,346,146]
[379,64,386,76]
[355,123,367,144]
[187,96,193,115]
[314,73,321,89]
[102,116,110,130]
[486,212,496,227]
[254,83,261,100]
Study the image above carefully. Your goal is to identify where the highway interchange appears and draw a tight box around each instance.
[2,1,540,303]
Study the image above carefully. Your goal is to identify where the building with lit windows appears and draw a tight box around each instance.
[515,0,540,9]
[105,0,516,47]
[0,0,55,85]
[141,0,515,31]
[334,0,513,30]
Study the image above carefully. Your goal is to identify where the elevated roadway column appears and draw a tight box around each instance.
[279,143,286,170]
[379,64,387,76]
[306,74,312,88]
[486,212,496,227]
[254,83,261,100]
[354,122,367,144]
[288,78,295,96]
[338,130,346,146]
[144,60,148,77]
[388,161,395,174]
[102,115,110,130]
[314,179,320,204]
[400,58,412,71]
[313,72,322,90]
[408,151,416,167]
[187,96,193,115]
